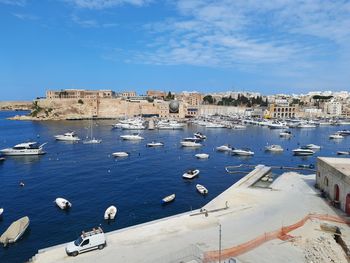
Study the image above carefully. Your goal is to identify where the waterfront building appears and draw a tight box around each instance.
[46,89,115,99]
[325,101,342,116]
[316,157,350,215]
[267,102,296,119]
[146,90,167,99]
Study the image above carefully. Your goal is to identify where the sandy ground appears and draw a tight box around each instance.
[31,167,350,263]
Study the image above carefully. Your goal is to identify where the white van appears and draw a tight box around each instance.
[66,227,106,257]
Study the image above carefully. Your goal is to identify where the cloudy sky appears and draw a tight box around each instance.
[0,0,349,99]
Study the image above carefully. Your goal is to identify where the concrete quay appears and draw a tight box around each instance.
[30,165,350,263]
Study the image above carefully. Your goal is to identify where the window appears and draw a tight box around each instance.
[81,239,89,247]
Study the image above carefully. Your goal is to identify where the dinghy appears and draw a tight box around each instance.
[195,153,209,159]
[112,152,129,157]
[104,205,117,220]
[55,198,72,210]
[0,216,29,246]
[147,142,164,147]
[182,169,200,179]
[337,151,350,155]
[216,145,232,152]
[162,194,175,204]
[196,184,208,195]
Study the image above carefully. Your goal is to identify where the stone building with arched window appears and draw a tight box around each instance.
[316,157,350,214]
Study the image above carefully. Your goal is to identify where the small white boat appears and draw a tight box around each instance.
[265,145,283,152]
[55,198,72,210]
[194,132,206,140]
[279,130,292,137]
[298,123,317,128]
[0,208,3,216]
[162,194,175,204]
[293,148,315,156]
[196,184,208,195]
[112,152,129,157]
[305,144,321,150]
[231,148,254,156]
[329,133,344,139]
[232,125,246,129]
[0,216,29,246]
[104,205,117,220]
[147,142,164,147]
[216,145,232,152]
[83,138,102,144]
[338,130,350,136]
[195,153,209,159]
[0,142,47,156]
[182,169,200,179]
[337,151,350,155]
[55,132,80,141]
[180,141,202,147]
[0,157,5,162]
[120,134,144,140]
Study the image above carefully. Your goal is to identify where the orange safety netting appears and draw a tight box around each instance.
[203,213,350,263]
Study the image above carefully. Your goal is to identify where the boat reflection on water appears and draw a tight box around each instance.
[9,155,44,165]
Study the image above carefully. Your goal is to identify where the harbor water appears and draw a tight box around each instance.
[0,111,349,262]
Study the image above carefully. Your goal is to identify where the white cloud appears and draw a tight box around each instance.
[71,14,99,27]
[13,13,38,20]
[0,0,26,6]
[64,0,152,9]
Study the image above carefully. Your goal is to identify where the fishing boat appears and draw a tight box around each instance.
[305,144,321,150]
[279,130,292,137]
[329,133,344,139]
[55,198,72,210]
[147,142,164,147]
[216,145,232,152]
[83,120,102,144]
[231,148,254,156]
[195,153,209,159]
[0,216,30,246]
[104,205,117,220]
[292,148,315,156]
[120,134,144,140]
[55,132,80,141]
[337,151,350,155]
[0,142,47,156]
[182,169,200,179]
[196,184,208,195]
[161,194,175,204]
[265,145,283,152]
[194,132,206,140]
[112,152,129,157]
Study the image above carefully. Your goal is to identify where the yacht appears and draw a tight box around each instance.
[120,134,144,141]
[194,132,206,140]
[265,144,283,152]
[0,142,46,156]
[337,130,350,136]
[231,148,254,156]
[55,132,80,141]
[292,147,315,156]
[157,120,185,130]
[120,123,145,130]
[329,133,344,139]
[279,130,292,137]
[305,144,321,150]
[268,122,288,129]
[216,145,232,152]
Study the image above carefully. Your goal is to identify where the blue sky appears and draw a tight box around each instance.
[0,0,350,100]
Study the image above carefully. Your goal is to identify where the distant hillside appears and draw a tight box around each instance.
[0,101,32,111]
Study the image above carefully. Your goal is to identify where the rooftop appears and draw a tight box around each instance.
[318,157,350,177]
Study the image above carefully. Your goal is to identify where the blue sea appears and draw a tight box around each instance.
[0,111,349,262]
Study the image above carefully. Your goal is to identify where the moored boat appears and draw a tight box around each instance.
[337,151,350,155]
[104,205,117,220]
[231,148,254,156]
[305,144,321,150]
[182,169,200,179]
[279,130,292,137]
[194,132,206,140]
[293,148,315,156]
[265,145,283,152]
[195,153,209,159]
[112,152,129,157]
[329,133,344,139]
[161,194,175,204]
[55,198,72,210]
[0,216,30,246]
[0,208,3,217]
[147,142,164,147]
[0,142,47,156]
[120,134,144,140]
[196,184,208,195]
[216,145,232,152]
[55,132,80,141]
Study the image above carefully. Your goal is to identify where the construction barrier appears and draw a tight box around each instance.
[204,213,350,263]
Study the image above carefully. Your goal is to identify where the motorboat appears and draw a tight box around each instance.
[297,123,317,128]
[194,132,206,140]
[329,133,344,139]
[231,148,254,156]
[182,169,200,179]
[216,145,232,152]
[147,142,164,147]
[0,208,3,217]
[338,130,350,136]
[265,145,283,152]
[298,164,315,169]
[120,134,144,140]
[112,152,129,157]
[55,198,72,210]
[104,205,117,220]
[55,132,80,141]
[121,123,146,130]
[195,153,209,159]
[292,148,315,156]
[279,130,292,137]
[180,138,202,147]
[268,122,288,129]
[0,157,5,162]
[232,124,246,129]
[157,120,185,130]
[305,144,321,150]
[0,216,29,246]
[337,151,350,155]
[205,123,226,128]
[0,142,47,156]
[161,194,175,204]
[196,184,208,195]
